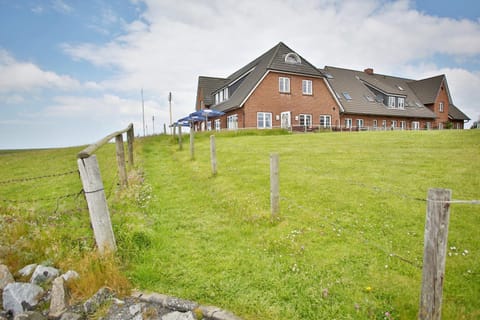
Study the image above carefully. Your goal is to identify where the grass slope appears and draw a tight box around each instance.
[129,130,479,319]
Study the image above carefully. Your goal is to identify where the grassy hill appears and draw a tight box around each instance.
[1,130,479,319]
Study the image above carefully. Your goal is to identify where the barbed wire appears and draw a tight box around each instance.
[0,189,84,204]
[0,169,78,185]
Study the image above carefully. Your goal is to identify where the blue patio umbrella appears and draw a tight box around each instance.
[189,109,225,131]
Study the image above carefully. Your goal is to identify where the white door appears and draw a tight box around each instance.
[281,111,291,129]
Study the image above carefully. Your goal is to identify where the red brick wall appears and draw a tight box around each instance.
[433,80,450,128]
[339,114,436,130]
[240,72,340,128]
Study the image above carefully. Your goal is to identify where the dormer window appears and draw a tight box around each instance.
[214,87,229,105]
[285,52,301,64]
[388,96,395,108]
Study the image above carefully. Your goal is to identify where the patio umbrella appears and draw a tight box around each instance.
[189,109,225,131]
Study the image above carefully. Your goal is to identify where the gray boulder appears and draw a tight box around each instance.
[49,277,69,319]
[17,265,37,278]
[83,287,113,314]
[30,265,59,285]
[0,264,14,290]
[2,282,44,316]
[161,311,195,320]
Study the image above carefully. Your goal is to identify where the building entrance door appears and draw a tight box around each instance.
[281,111,291,129]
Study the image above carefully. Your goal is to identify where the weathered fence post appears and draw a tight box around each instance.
[127,124,134,166]
[77,155,116,254]
[115,134,128,187]
[419,188,452,320]
[210,135,217,175]
[270,153,280,219]
[190,128,195,160]
[163,123,167,135]
[178,126,183,150]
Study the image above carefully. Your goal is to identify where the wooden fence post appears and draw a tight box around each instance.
[77,155,116,254]
[178,126,183,150]
[127,124,134,167]
[115,134,128,187]
[163,123,167,135]
[190,128,195,160]
[419,188,452,320]
[270,153,280,219]
[210,135,217,175]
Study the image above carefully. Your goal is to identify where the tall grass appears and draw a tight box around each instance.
[130,130,479,319]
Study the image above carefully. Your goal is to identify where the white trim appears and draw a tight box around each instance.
[322,78,345,112]
[228,67,256,87]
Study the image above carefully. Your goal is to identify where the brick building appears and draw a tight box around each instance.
[194,42,469,131]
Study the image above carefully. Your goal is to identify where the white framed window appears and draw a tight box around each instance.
[412,121,420,130]
[373,119,378,128]
[302,80,312,95]
[227,114,238,130]
[400,121,406,130]
[214,119,221,131]
[207,121,212,131]
[345,118,352,129]
[279,77,290,93]
[398,97,405,109]
[382,120,387,129]
[388,96,395,108]
[426,122,431,130]
[438,122,443,130]
[391,120,397,128]
[299,114,312,127]
[356,119,364,128]
[439,102,444,112]
[319,115,331,128]
[257,112,272,129]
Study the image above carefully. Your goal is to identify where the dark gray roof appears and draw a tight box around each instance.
[197,76,228,107]
[449,104,470,120]
[408,75,444,105]
[322,66,436,119]
[198,42,324,113]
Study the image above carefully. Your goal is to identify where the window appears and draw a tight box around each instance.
[257,112,272,129]
[299,114,312,127]
[214,119,221,131]
[227,114,238,130]
[214,88,229,105]
[345,118,352,129]
[342,92,352,100]
[396,85,404,91]
[426,122,431,130]
[439,102,444,112]
[285,52,301,64]
[398,97,405,109]
[279,77,290,93]
[356,119,364,129]
[400,121,406,130]
[388,96,395,108]
[391,120,397,129]
[373,119,378,128]
[302,80,312,95]
[364,95,375,102]
[412,121,420,130]
[206,121,212,131]
[319,115,331,128]
[438,122,443,130]
[382,120,387,129]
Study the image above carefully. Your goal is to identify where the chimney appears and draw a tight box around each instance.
[364,68,374,75]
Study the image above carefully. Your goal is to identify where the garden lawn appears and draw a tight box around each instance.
[125,130,480,320]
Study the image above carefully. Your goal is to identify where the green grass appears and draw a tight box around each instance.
[1,130,479,319]
[129,130,480,319]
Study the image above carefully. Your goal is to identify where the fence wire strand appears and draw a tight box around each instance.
[0,169,78,185]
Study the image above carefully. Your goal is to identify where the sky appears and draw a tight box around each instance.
[1,0,479,149]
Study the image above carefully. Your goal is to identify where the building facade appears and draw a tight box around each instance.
[195,42,469,131]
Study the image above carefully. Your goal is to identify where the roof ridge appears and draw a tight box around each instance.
[265,42,283,69]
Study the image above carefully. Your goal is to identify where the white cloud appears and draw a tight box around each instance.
[52,0,73,14]
[0,50,81,93]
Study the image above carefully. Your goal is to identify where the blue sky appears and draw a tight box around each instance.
[1,0,480,149]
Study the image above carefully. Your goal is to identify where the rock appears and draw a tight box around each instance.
[83,287,114,314]
[2,282,44,316]
[60,271,79,282]
[13,311,46,320]
[49,277,69,319]
[0,264,14,290]
[59,312,83,320]
[209,309,243,320]
[165,297,198,313]
[18,265,38,278]
[161,311,195,320]
[30,266,59,285]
